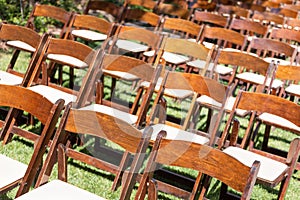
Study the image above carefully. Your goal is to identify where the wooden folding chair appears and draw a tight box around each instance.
[228,18,269,43]
[64,14,114,46]
[256,64,300,170]
[135,131,260,200]
[199,24,247,52]
[146,70,228,145]
[246,37,297,66]
[26,3,72,38]
[219,91,300,200]
[15,104,153,200]
[0,43,106,145]
[83,0,123,23]
[0,23,46,86]
[0,84,64,196]
[83,53,163,129]
[274,64,300,100]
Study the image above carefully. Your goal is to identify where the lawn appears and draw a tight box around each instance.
[0,49,299,200]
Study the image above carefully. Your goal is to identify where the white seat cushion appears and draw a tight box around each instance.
[6,40,35,52]
[197,95,248,116]
[116,40,149,53]
[147,124,209,144]
[0,71,23,85]
[72,30,107,41]
[103,69,139,81]
[236,72,283,89]
[143,51,189,65]
[140,78,193,99]
[47,54,88,69]
[14,179,106,200]
[258,113,300,132]
[285,84,300,96]
[223,146,288,182]
[81,104,138,125]
[28,85,77,105]
[263,57,292,66]
[186,60,233,75]
[0,154,27,188]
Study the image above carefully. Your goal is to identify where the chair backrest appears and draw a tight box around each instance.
[217,5,251,19]
[135,132,260,200]
[246,37,297,63]
[64,14,114,42]
[213,49,271,86]
[123,0,160,11]
[121,8,162,31]
[278,7,298,18]
[26,3,72,38]
[155,2,190,19]
[0,23,42,72]
[0,84,65,196]
[159,17,202,41]
[269,28,300,45]
[192,10,229,28]
[199,25,247,50]
[35,104,153,200]
[83,0,122,22]
[229,18,268,39]
[252,11,285,28]
[274,64,300,97]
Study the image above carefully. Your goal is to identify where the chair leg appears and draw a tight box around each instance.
[7,49,21,70]
[112,151,131,191]
[262,124,271,151]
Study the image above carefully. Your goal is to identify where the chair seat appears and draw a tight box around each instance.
[141,78,193,100]
[186,60,233,75]
[236,72,283,89]
[116,40,149,53]
[223,146,288,183]
[47,54,88,69]
[28,85,76,105]
[6,40,36,52]
[143,51,189,65]
[197,95,248,116]
[285,84,300,97]
[81,104,138,125]
[0,71,23,85]
[147,124,209,144]
[103,69,139,81]
[263,57,291,66]
[0,154,27,189]
[72,30,107,41]
[258,113,300,133]
[14,179,106,200]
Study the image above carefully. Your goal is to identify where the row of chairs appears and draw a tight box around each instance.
[0,22,298,199]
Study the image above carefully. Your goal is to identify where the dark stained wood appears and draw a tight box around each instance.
[0,85,66,197]
[135,131,260,200]
[192,10,229,28]
[219,91,300,200]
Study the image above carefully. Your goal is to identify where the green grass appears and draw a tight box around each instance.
[0,49,299,200]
